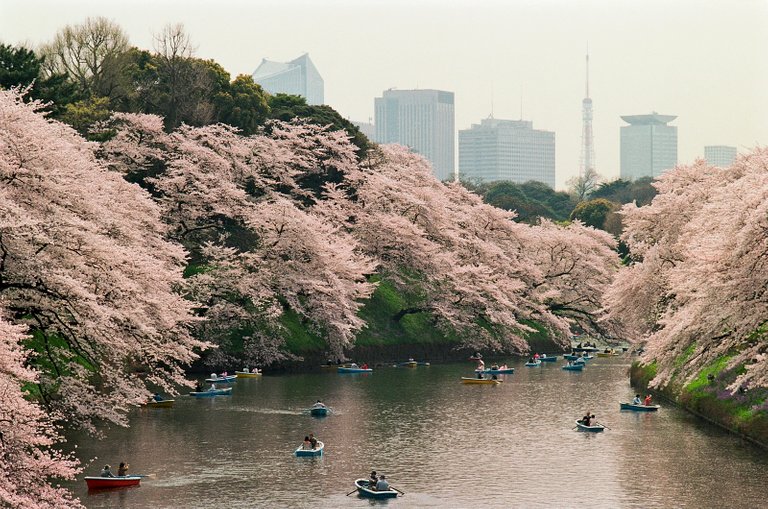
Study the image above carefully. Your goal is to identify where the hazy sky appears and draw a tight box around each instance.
[2,0,767,189]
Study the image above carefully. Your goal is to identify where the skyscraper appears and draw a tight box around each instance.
[374,89,455,181]
[620,112,678,180]
[579,52,595,178]
[704,145,737,167]
[458,117,555,188]
[252,53,324,105]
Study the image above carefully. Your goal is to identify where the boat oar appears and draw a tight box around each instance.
[596,422,612,430]
[392,486,406,496]
[345,487,358,496]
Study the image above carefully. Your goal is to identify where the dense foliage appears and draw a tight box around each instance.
[606,151,768,393]
[462,180,577,224]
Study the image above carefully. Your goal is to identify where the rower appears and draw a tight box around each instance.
[376,474,389,491]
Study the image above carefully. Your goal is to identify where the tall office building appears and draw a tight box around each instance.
[620,112,678,180]
[458,118,556,188]
[374,89,455,181]
[704,145,737,167]
[252,53,324,105]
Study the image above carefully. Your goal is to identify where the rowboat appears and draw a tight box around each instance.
[189,387,233,398]
[295,441,324,457]
[337,367,373,373]
[85,476,142,489]
[572,346,599,352]
[524,360,542,367]
[573,358,586,365]
[475,368,515,375]
[575,420,605,432]
[620,402,660,411]
[354,479,399,499]
[461,377,502,384]
[204,374,237,383]
[562,364,584,371]
[235,370,261,378]
[417,361,431,366]
[145,399,175,408]
[309,405,329,416]
[564,354,581,361]
[539,356,557,362]
[398,360,417,367]
[596,350,620,357]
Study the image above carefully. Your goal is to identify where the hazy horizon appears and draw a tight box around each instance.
[2,0,766,189]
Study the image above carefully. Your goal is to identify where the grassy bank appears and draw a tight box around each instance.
[630,358,768,448]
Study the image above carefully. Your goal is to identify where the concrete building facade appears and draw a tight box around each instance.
[458,118,556,188]
[252,53,324,105]
[374,89,455,181]
[620,112,678,180]
[704,145,737,167]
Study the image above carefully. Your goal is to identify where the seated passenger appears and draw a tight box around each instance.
[100,465,115,478]
[376,474,390,491]
[117,462,129,476]
[152,393,164,402]
[303,436,311,449]
[632,394,642,405]
[369,470,378,488]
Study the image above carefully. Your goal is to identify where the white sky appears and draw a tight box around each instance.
[2,0,767,189]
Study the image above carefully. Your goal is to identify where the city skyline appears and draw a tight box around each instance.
[2,0,766,189]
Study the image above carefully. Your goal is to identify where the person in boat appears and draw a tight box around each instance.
[499,364,508,370]
[376,474,390,491]
[476,371,484,379]
[477,359,485,370]
[490,363,499,370]
[309,433,318,449]
[152,393,164,402]
[100,465,115,478]
[534,353,540,360]
[528,357,535,363]
[303,436,311,450]
[579,412,593,426]
[209,383,217,391]
[117,462,129,476]
[312,399,325,409]
[540,353,547,359]
[360,363,369,370]
[349,362,359,369]
[369,470,378,488]
[491,374,499,380]
[632,394,642,405]
[644,394,653,406]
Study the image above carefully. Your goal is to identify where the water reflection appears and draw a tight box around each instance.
[71,358,768,508]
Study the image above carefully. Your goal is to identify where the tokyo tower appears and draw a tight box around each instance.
[579,52,595,177]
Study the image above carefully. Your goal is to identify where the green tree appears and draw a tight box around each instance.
[0,44,41,89]
[215,74,270,135]
[570,198,620,232]
[591,176,656,206]
[59,96,112,139]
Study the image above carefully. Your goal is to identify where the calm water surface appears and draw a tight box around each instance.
[71,357,768,508]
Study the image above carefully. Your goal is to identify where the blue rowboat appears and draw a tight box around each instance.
[573,358,586,365]
[189,387,233,398]
[562,364,584,371]
[295,441,324,457]
[620,402,660,412]
[575,420,605,432]
[337,367,373,373]
[524,360,541,367]
[204,374,237,383]
[564,354,581,361]
[309,406,329,417]
[475,368,515,375]
[354,479,399,499]
[539,356,557,362]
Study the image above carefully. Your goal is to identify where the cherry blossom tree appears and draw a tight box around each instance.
[99,115,377,364]
[606,150,768,391]
[0,90,204,430]
[0,313,82,509]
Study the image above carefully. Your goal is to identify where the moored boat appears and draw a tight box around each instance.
[461,377,502,384]
[189,387,233,398]
[354,479,399,498]
[620,402,660,411]
[85,476,142,489]
[562,363,584,371]
[145,399,175,408]
[337,366,373,373]
[204,374,237,383]
[235,370,261,378]
[575,420,605,432]
[295,441,324,457]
